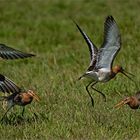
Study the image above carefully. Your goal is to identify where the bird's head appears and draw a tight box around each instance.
[112,65,134,81]
[27,90,40,102]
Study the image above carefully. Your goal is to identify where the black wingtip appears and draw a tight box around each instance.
[22,53,36,58]
[106,15,114,20]
[105,15,115,23]
[72,19,80,30]
[70,17,76,24]
[29,54,36,57]
[72,20,84,36]
[0,43,36,59]
[104,15,117,33]
[1,54,35,60]
[0,74,5,81]
[72,19,77,26]
[71,18,81,30]
[18,52,36,58]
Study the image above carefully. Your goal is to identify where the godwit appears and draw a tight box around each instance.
[114,91,140,109]
[0,88,39,121]
[0,43,35,59]
[74,16,134,106]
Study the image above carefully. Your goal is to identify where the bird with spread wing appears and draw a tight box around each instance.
[0,74,39,121]
[74,16,134,106]
[0,43,35,59]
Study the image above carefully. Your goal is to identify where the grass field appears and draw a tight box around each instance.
[0,0,140,139]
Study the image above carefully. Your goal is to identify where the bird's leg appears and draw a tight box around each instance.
[1,105,13,121]
[21,107,25,117]
[86,81,96,107]
[91,82,106,102]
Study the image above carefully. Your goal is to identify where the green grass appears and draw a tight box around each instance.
[0,0,140,139]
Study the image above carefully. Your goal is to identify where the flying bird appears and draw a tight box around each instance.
[114,91,140,109]
[74,16,134,106]
[0,43,35,59]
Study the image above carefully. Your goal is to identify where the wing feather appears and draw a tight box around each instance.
[74,21,98,70]
[0,74,21,94]
[95,16,121,70]
[0,44,35,59]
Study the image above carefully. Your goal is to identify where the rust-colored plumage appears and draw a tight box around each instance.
[1,89,40,121]
[110,65,134,80]
[13,90,39,106]
[114,91,140,109]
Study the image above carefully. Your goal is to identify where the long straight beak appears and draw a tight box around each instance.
[114,98,131,109]
[28,92,40,102]
[78,76,83,80]
[121,70,135,82]
[78,74,85,80]
[33,93,40,101]
[123,70,135,77]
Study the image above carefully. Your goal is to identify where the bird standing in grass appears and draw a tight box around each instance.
[0,74,39,121]
[114,91,140,109]
[74,16,134,106]
[0,43,35,59]
[0,87,40,121]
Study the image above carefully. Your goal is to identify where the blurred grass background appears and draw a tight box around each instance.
[0,0,140,139]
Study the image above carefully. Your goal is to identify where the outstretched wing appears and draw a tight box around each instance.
[0,44,35,59]
[0,74,20,93]
[95,16,121,70]
[74,21,98,70]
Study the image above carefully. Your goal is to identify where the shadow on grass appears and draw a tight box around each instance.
[0,112,49,126]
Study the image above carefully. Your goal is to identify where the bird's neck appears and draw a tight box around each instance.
[110,71,117,79]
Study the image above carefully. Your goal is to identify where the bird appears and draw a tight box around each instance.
[0,88,40,121]
[0,43,35,59]
[114,91,140,109]
[74,16,134,106]
[0,75,39,121]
